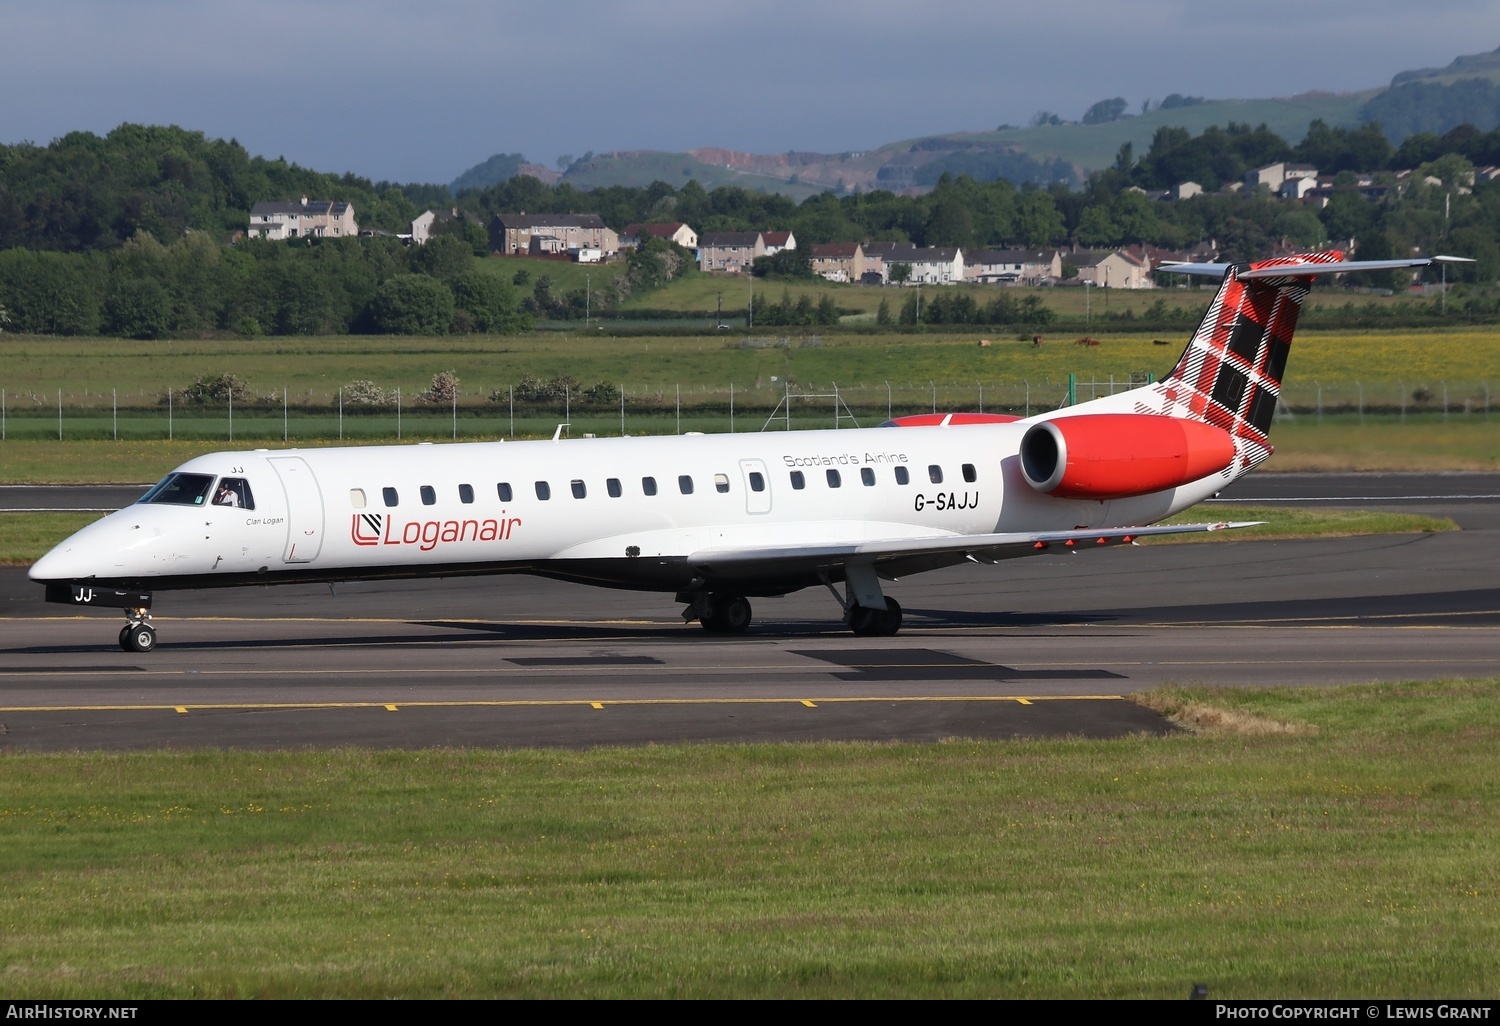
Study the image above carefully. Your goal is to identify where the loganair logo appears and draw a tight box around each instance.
[351,512,522,551]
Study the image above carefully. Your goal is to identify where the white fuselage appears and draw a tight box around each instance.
[29,417,1229,596]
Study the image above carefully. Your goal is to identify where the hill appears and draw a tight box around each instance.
[452,44,1498,196]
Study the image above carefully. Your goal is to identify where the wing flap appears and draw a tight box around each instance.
[687,521,1261,576]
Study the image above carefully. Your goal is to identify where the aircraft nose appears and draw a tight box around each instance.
[29,513,132,583]
[29,540,92,583]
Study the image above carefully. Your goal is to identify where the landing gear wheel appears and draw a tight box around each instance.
[700,594,752,634]
[848,605,879,636]
[874,597,903,637]
[849,598,902,637]
[123,623,156,653]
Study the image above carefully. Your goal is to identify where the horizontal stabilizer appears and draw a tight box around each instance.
[1160,256,1472,279]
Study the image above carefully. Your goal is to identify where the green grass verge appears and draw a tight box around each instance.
[1,329,1495,407]
[1152,504,1457,542]
[2,679,1498,997]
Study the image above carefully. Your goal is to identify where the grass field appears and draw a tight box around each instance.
[0,411,1495,483]
[618,271,1444,323]
[1,328,1495,405]
[1,679,1497,998]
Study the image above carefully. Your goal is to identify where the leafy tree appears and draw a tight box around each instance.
[105,277,172,338]
[1081,98,1128,125]
[450,270,529,334]
[1015,190,1065,247]
[408,235,473,282]
[367,274,454,335]
[888,262,912,285]
[751,248,814,279]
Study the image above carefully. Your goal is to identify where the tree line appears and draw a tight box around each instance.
[1,118,1499,337]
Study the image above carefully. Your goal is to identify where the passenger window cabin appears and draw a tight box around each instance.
[383,487,399,507]
[498,482,513,502]
[748,472,766,492]
[642,476,658,496]
[714,473,730,494]
[678,475,694,495]
[962,464,977,483]
[790,471,806,490]
[860,468,875,486]
[350,488,367,509]
[928,465,944,484]
[420,485,436,506]
[607,478,622,498]
[571,480,586,499]
[459,484,475,503]
[895,467,910,485]
[826,469,841,488]
[535,481,551,500]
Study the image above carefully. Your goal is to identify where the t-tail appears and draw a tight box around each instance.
[1135,250,1470,477]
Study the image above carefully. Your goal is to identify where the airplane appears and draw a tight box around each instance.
[29,250,1469,653]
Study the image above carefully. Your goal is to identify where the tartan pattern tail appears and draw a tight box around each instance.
[1131,250,1344,473]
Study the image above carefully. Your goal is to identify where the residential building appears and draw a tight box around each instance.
[621,222,698,250]
[808,243,866,283]
[488,213,619,257]
[762,230,796,256]
[860,241,900,283]
[1065,248,1154,289]
[247,197,358,240]
[1245,162,1318,192]
[411,208,460,245]
[883,245,964,285]
[965,249,1062,285]
[1170,181,1203,201]
[698,231,764,273]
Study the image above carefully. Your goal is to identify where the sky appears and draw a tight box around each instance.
[2,1,1496,185]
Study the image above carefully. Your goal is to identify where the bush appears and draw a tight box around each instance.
[165,373,251,406]
[342,380,395,405]
[419,370,459,405]
[367,274,454,335]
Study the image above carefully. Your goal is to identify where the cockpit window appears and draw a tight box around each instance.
[141,473,216,506]
[212,477,255,510]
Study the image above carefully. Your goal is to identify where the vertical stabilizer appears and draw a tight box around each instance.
[1135,250,1344,474]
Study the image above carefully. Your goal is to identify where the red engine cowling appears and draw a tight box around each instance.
[1020,414,1237,499]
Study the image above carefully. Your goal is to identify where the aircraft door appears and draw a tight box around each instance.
[267,456,325,562]
[739,459,772,515]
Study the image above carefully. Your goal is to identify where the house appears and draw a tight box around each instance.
[1064,248,1154,289]
[1245,162,1318,192]
[698,231,764,273]
[621,222,698,250]
[808,243,866,283]
[488,214,619,257]
[1279,177,1319,200]
[247,197,358,240]
[1170,181,1202,201]
[883,245,964,285]
[411,208,461,245]
[965,249,1062,285]
[761,230,796,256]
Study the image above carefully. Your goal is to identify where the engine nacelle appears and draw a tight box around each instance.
[1020,414,1237,500]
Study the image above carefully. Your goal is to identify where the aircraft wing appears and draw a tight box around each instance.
[687,521,1261,580]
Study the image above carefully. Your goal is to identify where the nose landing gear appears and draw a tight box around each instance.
[119,607,156,653]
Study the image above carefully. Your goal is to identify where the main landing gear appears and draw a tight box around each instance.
[681,591,753,634]
[119,607,156,653]
[824,560,904,637]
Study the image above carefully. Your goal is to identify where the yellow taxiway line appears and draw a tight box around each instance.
[0,694,1128,714]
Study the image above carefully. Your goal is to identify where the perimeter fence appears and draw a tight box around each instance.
[0,377,1491,443]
